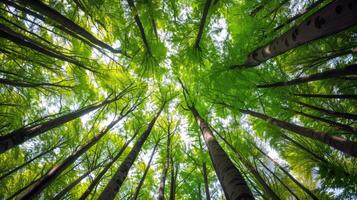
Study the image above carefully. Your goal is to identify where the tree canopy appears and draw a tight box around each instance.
[0,0,356,199]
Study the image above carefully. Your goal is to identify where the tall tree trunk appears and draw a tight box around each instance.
[273,0,325,31]
[296,101,357,120]
[132,141,159,200]
[16,0,123,54]
[282,134,329,164]
[0,23,94,72]
[256,158,300,200]
[257,64,357,88]
[252,142,318,200]
[98,103,166,200]
[202,162,211,200]
[293,110,357,134]
[52,163,102,200]
[189,105,254,200]
[0,78,72,89]
[0,140,65,181]
[0,88,129,153]
[240,109,357,157]
[17,113,129,200]
[293,93,357,99]
[158,128,171,200]
[169,156,178,200]
[211,127,280,200]
[232,0,357,68]
[194,0,212,49]
[126,0,151,53]
[79,128,140,200]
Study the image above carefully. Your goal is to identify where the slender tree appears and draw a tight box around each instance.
[189,105,255,200]
[158,124,172,200]
[126,0,151,53]
[16,0,124,54]
[211,127,280,200]
[202,162,211,200]
[0,140,65,181]
[257,64,357,88]
[251,142,318,200]
[232,0,357,68]
[78,127,140,200]
[132,140,160,200]
[169,154,178,200]
[194,0,212,49]
[0,23,94,72]
[98,103,166,200]
[240,109,357,157]
[52,162,103,200]
[257,158,300,200]
[293,110,357,134]
[296,101,357,120]
[0,87,131,153]
[293,93,357,99]
[16,103,135,200]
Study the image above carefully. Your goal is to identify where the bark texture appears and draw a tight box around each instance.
[98,103,165,200]
[189,105,254,200]
[233,0,357,68]
[240,109,357,157]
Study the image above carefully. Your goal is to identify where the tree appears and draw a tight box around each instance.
[232,0,357,68]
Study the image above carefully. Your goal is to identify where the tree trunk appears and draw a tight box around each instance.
[132,141,159,200]
[211,126,280,200]
[79,128,140,200]
[52,163,102,200]
[296,101,357,120]
[0,140,65,181]
[256,158,300,200]
[252,143,318,200]
[0,88,129,153]
[126,0,151,53]
[16,0,123,54]
[240,109,357,157]
[98,103,165,200]
[17,114,127,200]
[158,129,171,200]
[273,0,325,31]
[232,0,357,68]
[0,23,94,72]
[293,93,357,99]
[282,134,329,164]
[202,162,211,200]
[257,64,357,88]
[169,157,178,200]
[0,78,72,89]
[194,0,212,49]
[293,110,357,134]
[189,105,254,200]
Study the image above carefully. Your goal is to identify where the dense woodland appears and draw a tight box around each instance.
[0,0,356,199]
